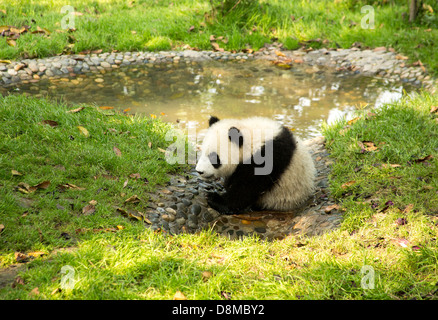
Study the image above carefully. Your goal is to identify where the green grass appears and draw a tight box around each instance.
[0,94,183,257]
[1,0,437,74]
[1,93,438,300]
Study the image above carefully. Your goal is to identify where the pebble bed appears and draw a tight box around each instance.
[142,136,341,240]
[2,46,436,239]
[1,46,437,92]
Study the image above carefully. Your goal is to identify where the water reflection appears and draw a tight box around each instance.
[1,60,414,139]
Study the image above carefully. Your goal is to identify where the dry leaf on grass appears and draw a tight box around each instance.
[173,291,187,300]
[113,146,122,156]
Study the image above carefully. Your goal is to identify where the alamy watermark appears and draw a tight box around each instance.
[361,265,375,289]
[361,5,375,29]
[60,265,76,290]
[61,5,76,30]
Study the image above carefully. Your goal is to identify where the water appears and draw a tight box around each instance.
[2,60,415,139]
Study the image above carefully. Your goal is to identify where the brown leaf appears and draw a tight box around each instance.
[188,25,195,32]
[0,224,4,233]
[395,54,409,60]
[123,178,129,188]
[211,42,224,52]
[341,180,356,189]
[113,146,122,157]
[82,204,96,215]
[430,106,438,114]
[403,204,414,214]
[347,117,360,125]
[40,120,59,127]
[34,180,50,190]
[58,183,85,191]
[173,291,187,300]
[201,271,213,282]
[15,252,29,263]
[89,200,98,206]
[413,155,433,163]
[275,50,286,57]
[129,173,141,179]
[12,276,25,288]
[29,287,40,296]
[99,106,114,110]
[67,106,85,113]
[125,195,140,203]
[324,204,340,213]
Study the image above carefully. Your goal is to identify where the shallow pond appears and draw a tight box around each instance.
[3,60,416,139]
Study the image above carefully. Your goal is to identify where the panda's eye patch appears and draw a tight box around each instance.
[208,152,221,168]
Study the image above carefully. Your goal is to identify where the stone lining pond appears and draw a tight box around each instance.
[1,55,418,140]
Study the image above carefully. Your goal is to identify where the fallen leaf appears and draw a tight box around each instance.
[275,50,286,57]
[173,291,187,300]
[201,271,213,282]
[58,183,85,191]
[29,287,40,296]
[129,173,141,179]
[324,204,340,213]
[15,252,29,263]
[221,291,231,300]
[113,146,122,156]
[188,25,195,32]
[347,117,360,125]
[0,224,4,233]
[413,155,433,163]
[362,141,378,151]
[395,55,409,60]
[99,106,114,110]
[381,163,401,168]
[395,218,407,226]
[431,106,438,114]
[40,120,59,127]
[12,276,25,288]
[6,39,16,47]
[147,142,152,148]
[395,238,409,248]
[67,106,85,113]
[28,251,46,258]
[11,170,23,176]
[125,195,140,203]
[89,200,97,206]
[211,42,224,52]
[82,204,95,215]
[403,204,414,214]
[341,180,356,189]
[77,126,89,137]
[157,148,166,153]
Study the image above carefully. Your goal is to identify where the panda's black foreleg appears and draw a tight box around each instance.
[206,189,257,215]
[206,192,236,215]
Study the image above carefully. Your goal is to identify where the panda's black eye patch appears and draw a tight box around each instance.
[208,152,221,169]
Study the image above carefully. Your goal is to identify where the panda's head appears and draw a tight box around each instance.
[195,116,244,179]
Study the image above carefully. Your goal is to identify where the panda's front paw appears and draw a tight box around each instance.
[206,192,231,215]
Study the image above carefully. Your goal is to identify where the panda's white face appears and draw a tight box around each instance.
[195,121,241,179]
[195,116,282,179]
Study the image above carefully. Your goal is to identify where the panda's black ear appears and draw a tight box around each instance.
[228,127,243,147]
[209,116,220,127]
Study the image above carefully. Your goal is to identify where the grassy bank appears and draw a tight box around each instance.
[1,93,438,299]
[1,0,437,74]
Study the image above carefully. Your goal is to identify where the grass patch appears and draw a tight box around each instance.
[1,93,438,300]
[0,94,182,259]
[1,0,437,74]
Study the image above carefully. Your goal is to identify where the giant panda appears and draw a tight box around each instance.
[195,116,316,215]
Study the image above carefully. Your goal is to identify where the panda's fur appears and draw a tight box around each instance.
[195,116,316,215]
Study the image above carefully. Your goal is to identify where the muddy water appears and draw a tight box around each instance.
[4,60,415,139]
